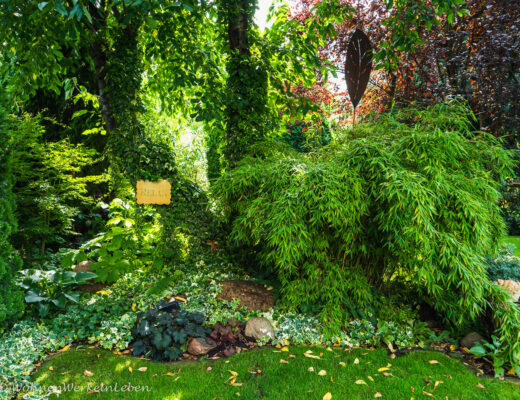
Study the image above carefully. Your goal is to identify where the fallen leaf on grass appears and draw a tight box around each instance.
[434,381,443,390]
[229,370,238,376]
[49,367,54,371]
[378,367,390,372]
[422,391,434,397]
[229,376,243,387]
[354,358,359,364]
[428,360,439,364]
[59,345,71,352]
[87,390,99,394]
[138,367,147,372]
[368,376,374,382]
[128,367,133,373]
[477,383,486,390]
[165,372,176,376]
[289,354,296,358]
[83,370,94,376]
[308,367,315,372]
[281,347,289,352]
[355,379,367,385]
[323,392,332,400]
[318,370,327,376]
[374,393,382,398]
[449,345,456,351]
[285,339,290,346]
[339,362,346,367]
[382,372,393,377]
[304,351,321,360]
[280,359,289,364]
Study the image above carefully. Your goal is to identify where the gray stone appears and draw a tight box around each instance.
[73,260,93,273]
[460,332,484,349]
[244,317,275,342]
[187,338,217,356]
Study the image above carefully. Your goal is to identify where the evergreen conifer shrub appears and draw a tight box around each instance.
[215,101,520,374]
[0,106,25,331]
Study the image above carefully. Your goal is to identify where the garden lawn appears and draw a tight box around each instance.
[28,346,519,399]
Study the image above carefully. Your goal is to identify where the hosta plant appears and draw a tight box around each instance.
[18,269,96,317]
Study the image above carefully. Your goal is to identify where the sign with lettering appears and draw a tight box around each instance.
[136,180,171,205]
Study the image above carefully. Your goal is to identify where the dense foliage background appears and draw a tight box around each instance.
[0,1,520,394]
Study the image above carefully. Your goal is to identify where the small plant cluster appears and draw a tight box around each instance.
[281,118,332,153]
[131,301,209,361]
[18,268,97,317]
[0,320,69,400]
[62,198,163,283]
[500,187,520,235]
[487,245,520,282]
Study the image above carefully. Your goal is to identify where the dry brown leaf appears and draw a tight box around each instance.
[382,372,393,377]
[422,391,435,397]
[83,370,94,376]
[137,367,147,372]
[280,359,289,364]
[289,354,296,358]
[477,383,486,390]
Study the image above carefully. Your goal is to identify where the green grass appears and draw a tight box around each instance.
[504,236,520,257]
[27,346,519,399]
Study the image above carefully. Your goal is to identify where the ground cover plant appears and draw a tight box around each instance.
[27,346,520,400]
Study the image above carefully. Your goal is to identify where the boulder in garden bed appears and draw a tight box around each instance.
[73,260,110,293]
[187,337,217,356]
[217,280,274,312]
[494,279,520,302]
[245,317,275,342]
[460,332,484,349]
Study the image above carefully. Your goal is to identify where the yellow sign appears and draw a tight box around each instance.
[136,180,171,205]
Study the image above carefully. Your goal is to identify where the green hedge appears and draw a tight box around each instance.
[0,106,25,332]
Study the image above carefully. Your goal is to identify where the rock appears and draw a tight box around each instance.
[217,280,275,312]
[73,260,93,273]
[73,260,111,293]
[187,338,217,356]
[460,332,484,349]
[494,279,520,302]
[244,317,275,342]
